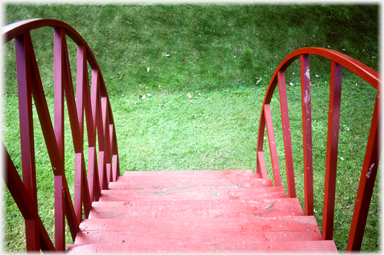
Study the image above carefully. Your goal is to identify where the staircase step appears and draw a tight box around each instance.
[123,169,255,177]
[119,170,260,182]
[74,216,323,246]
[109,177,273,190]
[68,240,337,253]
[99,186,287,201]
[89,198,304,219]
[68,169,337,252]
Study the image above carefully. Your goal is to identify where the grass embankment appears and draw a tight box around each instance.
[3,4,379,252]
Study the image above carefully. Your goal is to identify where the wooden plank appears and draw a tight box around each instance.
[81,153,91,218]
[256,112,266,176]
[263,104,282,187]
[112,154,118,182]
[74,153,83,224]
[4,147,55,251]
[322,61,343,240]
[123,169,254,177]
[300,54,314,216]
[74,216,322,244]
[54,176,65,251]
[98,151,108,190]
[68,240,337,253]
[347,92,380,251]
[277,70,296,198]
[99,186,287,201]
[101,97,111,164]
[108,177,273,190]
[257,151,269,179]
[89,198,304,219]
[15,32,40,252]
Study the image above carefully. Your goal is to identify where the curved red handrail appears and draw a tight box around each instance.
[3,18,110,96]
[256,47,380,251]
[3,18,120,251]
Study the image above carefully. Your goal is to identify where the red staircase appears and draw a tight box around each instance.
[67,170,337,253]
[3,19,380,253]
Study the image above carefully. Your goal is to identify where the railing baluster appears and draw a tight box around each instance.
[15,32,40,252]
[102,97,112,185]
[277,71,296,198]
[256,112,267,177]
[74,153,82,223]
[264,104,282,187]
[88,69,100,200]
[347,92,380,251]
[322,61,343,240]
[54,27,79,243]
[4,146,55,251]
[81,154,92,217]
[257,151,268,178]
[54,175,65,251]
[300,54,314,216]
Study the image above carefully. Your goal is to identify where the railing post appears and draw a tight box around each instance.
[277,70,296,198]
[322,61,343,240]
[54,176,65,251]
[15,32,41,252]
[347,92,380,251]
[300,54,314,216]
[264,104,282,187]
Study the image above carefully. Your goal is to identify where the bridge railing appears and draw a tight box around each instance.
[256,47,380,251]
[3,19,120,251]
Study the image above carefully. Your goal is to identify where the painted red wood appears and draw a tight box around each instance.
[90,69,99,145]
[347,92,380,251]
[68,241,338,253]
[277,71,296,198]
[81,154,92,218]
[75,216,322,243]
[322,61,343,240]
[263,104,282,187]
[98,151,108,190]
[15,32,40,251]
[76,44,86,142]
[74,153,83,224]
[257,151,269,178]
[112,154,119,182]
[109,177,273,190]
[123,169,254,176]
[300,54,314,216]
[54,27,65,162]
[54,176,65,251]
[99,186,288,201]
[256,112,266,176]
[89,198,304,219]
[4,147,55,251]
[4,19,121,252]
[88,146,100,201]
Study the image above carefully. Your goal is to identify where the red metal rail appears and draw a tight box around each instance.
[3,19,120,251]
[256,47,380,251]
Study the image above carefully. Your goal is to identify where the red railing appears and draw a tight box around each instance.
[256,47,380,251]
[3,19,120,251]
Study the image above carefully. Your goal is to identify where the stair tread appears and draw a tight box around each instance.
[89,198,304,219]
[67,240,338,253]
[119,170,260,182]
[123,169,255,177]
[99,186,287,201]
[68,169,337,252]
[110,177,273,190]
[74,216,323,245]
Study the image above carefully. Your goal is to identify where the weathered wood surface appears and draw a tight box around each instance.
[68,170,337,252]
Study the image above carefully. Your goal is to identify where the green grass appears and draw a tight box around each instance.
[2,3,380,253]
